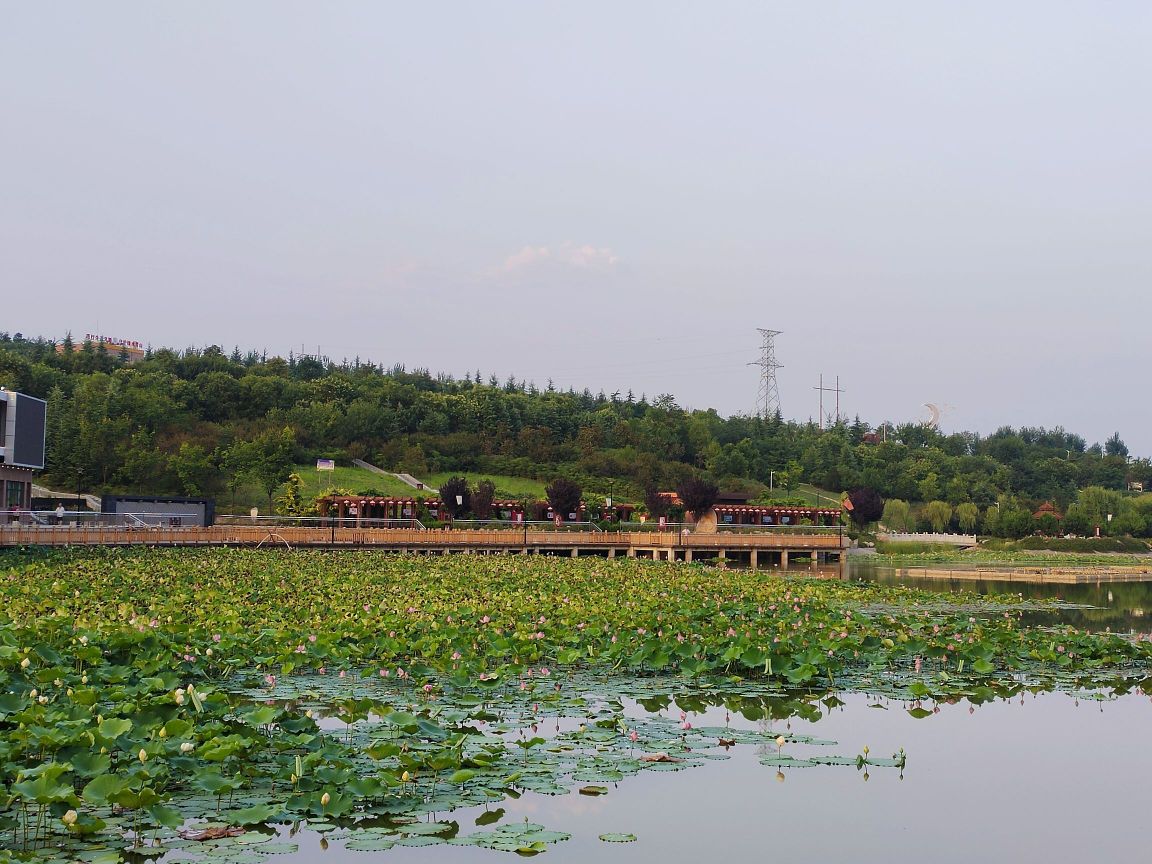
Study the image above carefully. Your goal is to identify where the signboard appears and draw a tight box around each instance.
[316,459,336,471]
[658,516,668,530]
[513,512,524,524]
[85,334,143,350]
[553,514,562,527]
[2,392,47,470]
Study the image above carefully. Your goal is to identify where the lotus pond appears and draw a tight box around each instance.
[3,550,1152,863]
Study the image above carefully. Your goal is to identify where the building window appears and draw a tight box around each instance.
[6,480,26,510]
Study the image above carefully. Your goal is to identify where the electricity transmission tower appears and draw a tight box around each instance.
[749,329,783,419]
[814,374,845,430]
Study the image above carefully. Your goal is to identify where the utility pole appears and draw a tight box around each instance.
[749,329,783,419]
[813,375,845,430]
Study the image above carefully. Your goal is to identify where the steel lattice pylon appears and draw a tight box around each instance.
[749,328,783,419]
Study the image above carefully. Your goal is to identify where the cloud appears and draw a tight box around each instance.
[495,242,619,277]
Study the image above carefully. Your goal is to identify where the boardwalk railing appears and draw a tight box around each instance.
[1,522,845,552]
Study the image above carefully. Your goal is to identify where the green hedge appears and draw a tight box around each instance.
[981,537,1150,554]
[875,541,964,555]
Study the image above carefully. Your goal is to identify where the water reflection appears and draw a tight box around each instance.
[848,560,1152,632]
[219,687,1152,864]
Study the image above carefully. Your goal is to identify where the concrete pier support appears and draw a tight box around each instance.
[781,550,789,568]
[750,549,758,570]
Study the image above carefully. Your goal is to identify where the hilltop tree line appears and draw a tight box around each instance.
[2,332,1150,534]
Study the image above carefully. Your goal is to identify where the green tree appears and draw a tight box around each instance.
[169,443,217,497]
[245,428,297,511]
[998,506,1035,539]
[1105,432,1129,458]
[923,500,953,533]
[276,472,305,516]
[916,472,940,503]
[881,499,911,532]
[955,502,980,534]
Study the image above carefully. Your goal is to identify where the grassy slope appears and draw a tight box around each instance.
[293,465,420,499]
[424,472,547,499]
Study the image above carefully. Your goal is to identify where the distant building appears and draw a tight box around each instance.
[101,495,215,527]
[57,334,146,363]
[1033,501,1063,520]
[0,389,47,512]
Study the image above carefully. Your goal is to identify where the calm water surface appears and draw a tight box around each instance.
[263,690,1152,864]
[850,559,1152,632]
[181,564,1152,863]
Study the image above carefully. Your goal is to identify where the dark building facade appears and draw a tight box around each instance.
[0,389,47,512]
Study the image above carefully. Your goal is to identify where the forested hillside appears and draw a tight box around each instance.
[2,331,1150,535]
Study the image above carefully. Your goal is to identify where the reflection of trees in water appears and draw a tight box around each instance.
[857,568,1152,632]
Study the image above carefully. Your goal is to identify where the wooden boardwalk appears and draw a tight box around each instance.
[0,525,845,567]
[893,565,1152,584]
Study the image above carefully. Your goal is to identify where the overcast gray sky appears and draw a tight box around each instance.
[4,3,1150,455]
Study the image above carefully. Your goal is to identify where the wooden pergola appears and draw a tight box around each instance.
[713,505,842,527]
